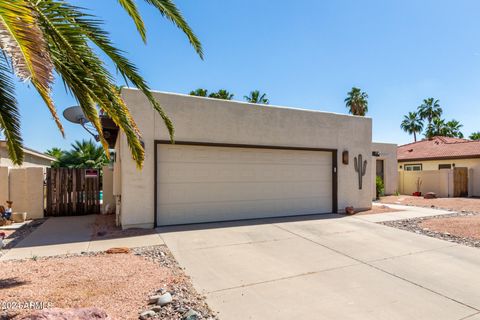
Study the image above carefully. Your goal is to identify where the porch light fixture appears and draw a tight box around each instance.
[342,150,349,165]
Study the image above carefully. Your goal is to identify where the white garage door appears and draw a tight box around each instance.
[156,144,333,226]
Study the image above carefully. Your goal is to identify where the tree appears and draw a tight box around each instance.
[189,88,208,97]
[444,119,464,138]
[0,0,202,167]
[209,89,234,100]
[244,90,269,104]
[424,117,464,138]
[400,112,424,142]
[45,147,65,168]
[470,132,480,140]
[48,140,108,168]
[417,98,442,138]
[344,87,368,116]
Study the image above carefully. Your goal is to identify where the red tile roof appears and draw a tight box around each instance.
[398,136,480,161]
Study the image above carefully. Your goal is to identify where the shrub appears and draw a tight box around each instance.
[376,176,385,199]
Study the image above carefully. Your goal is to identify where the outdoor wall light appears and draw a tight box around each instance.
[342,150,349,165]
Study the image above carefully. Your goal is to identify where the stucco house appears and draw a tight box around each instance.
[397,137,480,197]
[105,89,397,228]
[0,140,55,167]
[0,142,55,220]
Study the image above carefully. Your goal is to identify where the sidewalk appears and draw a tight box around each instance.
[0,215,164,261]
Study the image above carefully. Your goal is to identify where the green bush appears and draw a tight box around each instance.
[376,176,385,199]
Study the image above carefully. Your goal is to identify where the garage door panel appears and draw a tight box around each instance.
[158,181,332,204]
[158,162,331,183]
[158,197,332,225]
[157,144,333,226]
[158,146,331,165]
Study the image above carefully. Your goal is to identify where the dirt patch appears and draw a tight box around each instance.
[91,214,156,240]
[0,246,216,320]
[420,215,480,240]
[354,205,402,215]
[380,195,480,213]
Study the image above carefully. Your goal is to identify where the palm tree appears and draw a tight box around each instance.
[189,88,208,97]
[0,1,202,167]
[244,90,269,104]
[444,119,464,138]
[45,147,65,168]
[470,132,480,140]
[209,89,233,100]
[400,112,424,142]
[344,87,368,116]
[417,98,442,137]
[50,140,108,168]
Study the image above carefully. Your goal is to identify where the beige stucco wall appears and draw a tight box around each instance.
[117,89,373,229]
[0,167,8,202]
[0,146,52,168]
[399,158,480,197]
[371,142,398,199]
[398,170,453,197]
[102,166,115,214]
[9,167,44,219]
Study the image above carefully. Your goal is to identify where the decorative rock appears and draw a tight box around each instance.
[105,247,130,254]
[150,306,162,312]
[148,295,161,304]
[19,307,110,320]
[157,292,173,306]
[139,310,156,319]
[345,206,355,215]
[424,192,437,199]
[183,309,200,320]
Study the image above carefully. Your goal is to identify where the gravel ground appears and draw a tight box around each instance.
[0,245,217,320]
[0,219,46,259]
[380,195,480,213]
[381,211,480,248]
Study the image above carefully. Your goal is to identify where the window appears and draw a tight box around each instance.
[438,164,452,170]
[404,164,422,171]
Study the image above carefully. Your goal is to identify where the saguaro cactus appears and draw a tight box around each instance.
[354,154,367,190]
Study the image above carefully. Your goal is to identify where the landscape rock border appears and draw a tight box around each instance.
[380,211,480,248]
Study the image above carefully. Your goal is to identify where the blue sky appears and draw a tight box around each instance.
[14,0,480,152]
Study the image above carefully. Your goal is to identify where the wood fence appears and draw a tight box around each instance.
[45,168,100,216]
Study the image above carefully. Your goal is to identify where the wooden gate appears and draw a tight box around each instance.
[46,168,100,216]
[453,167,468,197]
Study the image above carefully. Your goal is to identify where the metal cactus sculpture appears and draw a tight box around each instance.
[354,154,367,190]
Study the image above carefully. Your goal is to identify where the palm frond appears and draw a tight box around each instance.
[143,0,203,59]
[117,0,147,42]
[0,0,63,135]
[0,55,23,165]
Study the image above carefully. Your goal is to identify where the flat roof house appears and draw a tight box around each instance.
[397,137,480,197]
[108,89,396,228]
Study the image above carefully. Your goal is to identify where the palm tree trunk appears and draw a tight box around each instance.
[414,131,417,142]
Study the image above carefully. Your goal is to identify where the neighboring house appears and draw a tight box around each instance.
[372,142,398,199]
[397,136,480,197]
[104,89,396,229]
[0,140,55,168]
[0,141,54,220]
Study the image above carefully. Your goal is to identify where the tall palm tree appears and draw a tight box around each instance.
[470,132,480,140]
[62,140,109,168]
[189,88,208,97]
[400,112,423,142]
[417,98,442,137]
[244,90,269,104]
[344,87,368,116]
[0,0,202,167]
[444,119,464,138]
[209,89,233,100]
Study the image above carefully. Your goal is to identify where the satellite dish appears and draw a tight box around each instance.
[63,106,88,125]
[63,106,99,141]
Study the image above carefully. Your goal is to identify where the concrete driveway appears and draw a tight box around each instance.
[158,206,480,320]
